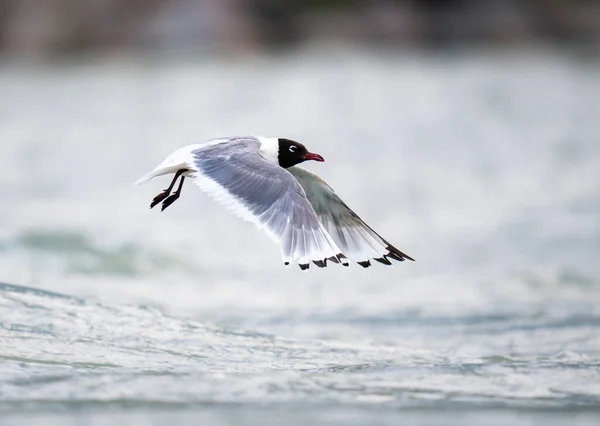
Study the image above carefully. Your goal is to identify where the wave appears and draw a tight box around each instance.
[1,282,600,412]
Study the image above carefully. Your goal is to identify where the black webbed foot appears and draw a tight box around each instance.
[150,190,170,209]
[149,169,187,211]
[161,193,180,211]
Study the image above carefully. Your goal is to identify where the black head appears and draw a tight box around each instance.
[277,138,324,169]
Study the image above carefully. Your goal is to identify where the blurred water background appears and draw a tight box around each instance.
[1,1,600,425]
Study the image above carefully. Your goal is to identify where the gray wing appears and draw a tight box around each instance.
[289,166,414,268]
[189,139,348,269]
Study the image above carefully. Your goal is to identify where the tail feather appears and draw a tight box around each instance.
[134,164,186,186]
[134,170,162,186]
[135,144,205,186]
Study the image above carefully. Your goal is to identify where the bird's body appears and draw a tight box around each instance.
[135,136,413,269]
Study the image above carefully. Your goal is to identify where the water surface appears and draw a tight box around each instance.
[1,49,599,425]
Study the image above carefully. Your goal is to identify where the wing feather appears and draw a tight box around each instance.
[289,166,414,267]
[188,140,348,269]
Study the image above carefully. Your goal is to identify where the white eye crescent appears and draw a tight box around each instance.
[289,146,297,152]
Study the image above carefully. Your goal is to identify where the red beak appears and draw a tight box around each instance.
[302,152,325,162]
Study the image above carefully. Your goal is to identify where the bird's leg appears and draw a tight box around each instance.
[150,169,186,209]
[161,174,186,212]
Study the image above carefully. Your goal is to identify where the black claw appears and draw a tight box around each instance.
[150,190,170,209]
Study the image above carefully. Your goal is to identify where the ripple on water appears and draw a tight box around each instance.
[1,282,600,415]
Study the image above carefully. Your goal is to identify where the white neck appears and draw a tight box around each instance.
[256,136,279,165]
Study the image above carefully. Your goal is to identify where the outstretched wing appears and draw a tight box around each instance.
[288,166,414,268]
[189,140,348,270]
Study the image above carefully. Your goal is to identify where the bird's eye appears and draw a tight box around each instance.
[289,145,297,152]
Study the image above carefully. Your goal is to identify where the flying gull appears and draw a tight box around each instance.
[135,136,414,269]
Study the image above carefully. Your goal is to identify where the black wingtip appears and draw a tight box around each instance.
[385,245,415,262]
[327,256,339,264]
[357,260,371,268]
[299,263,309,270]
[385,251,404,262]
[374,256,392,265]
[313,259,326,268]
[284,261,290,266]
[337,253,349,266]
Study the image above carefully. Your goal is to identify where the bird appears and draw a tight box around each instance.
[135,136,414,270]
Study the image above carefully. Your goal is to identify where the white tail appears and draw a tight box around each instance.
[134,169,167,186]
[133,144,206,186]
